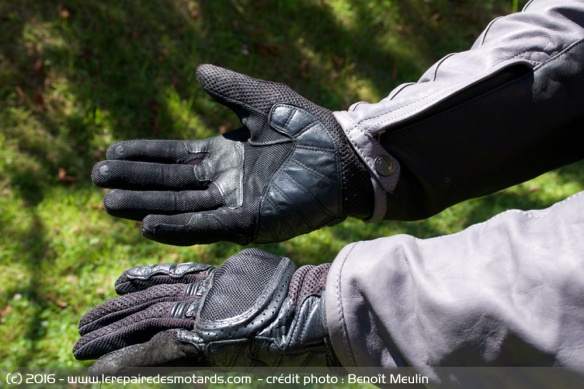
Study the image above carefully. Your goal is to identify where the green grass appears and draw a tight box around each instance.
[2,0,575,378]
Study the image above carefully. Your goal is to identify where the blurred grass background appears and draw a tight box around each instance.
[1,0,581,373]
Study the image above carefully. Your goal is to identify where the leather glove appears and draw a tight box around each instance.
[92,65,373,245]
[73,248,342,375]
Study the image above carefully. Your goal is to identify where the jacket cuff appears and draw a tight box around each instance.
[333,111,399,222]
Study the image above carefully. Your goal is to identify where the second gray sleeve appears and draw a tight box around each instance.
[326,191,584,381]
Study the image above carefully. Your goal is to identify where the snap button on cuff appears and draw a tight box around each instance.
[374,156,396,177]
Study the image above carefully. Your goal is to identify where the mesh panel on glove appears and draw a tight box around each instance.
[287,263,331,310]
[79,284,190,334]
[74,303,194,360]
[199,248,287,321]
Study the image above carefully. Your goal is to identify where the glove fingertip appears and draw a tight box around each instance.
[195,63,214,80]
[105,141,127,160]
[91,161,111,187]
[195,64,226,89]
[195,64,254,102]
[102,189,122,211]
[113,274,132,295]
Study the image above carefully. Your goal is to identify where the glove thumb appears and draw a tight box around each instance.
[196,64,312,135]
[89,331,204,376]
[196,64,278,117]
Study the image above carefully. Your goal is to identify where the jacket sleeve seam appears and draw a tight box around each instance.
[361,50,536,130]
[334,243,358,367]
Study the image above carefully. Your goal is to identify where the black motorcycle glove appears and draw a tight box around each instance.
[92,64,373,245]
[73,248,341,375]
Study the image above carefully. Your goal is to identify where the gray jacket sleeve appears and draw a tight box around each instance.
[326,191,584,377]
[324,0,584,383]
[334,0,584,222]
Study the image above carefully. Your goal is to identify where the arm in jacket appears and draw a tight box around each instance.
[338,0,584,222]
[327,190,584,384]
